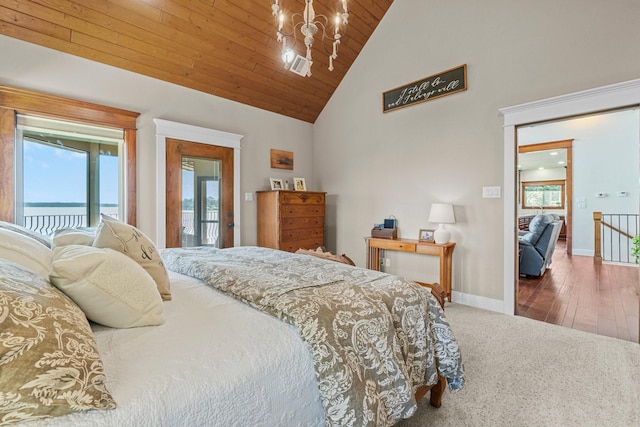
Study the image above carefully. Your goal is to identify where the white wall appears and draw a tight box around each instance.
[520,169,566,183]
[0,35,315,246]
[314,0,640,304]
[518,109,639,255]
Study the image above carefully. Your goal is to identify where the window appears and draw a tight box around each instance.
[0,85,138,227]
[181,156,222,247]
[16,115,125,234]
[521,180,565,209]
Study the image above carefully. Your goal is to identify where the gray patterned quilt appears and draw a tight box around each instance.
[161,246,464,427]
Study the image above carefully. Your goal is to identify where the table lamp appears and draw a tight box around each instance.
[428,203,455,244]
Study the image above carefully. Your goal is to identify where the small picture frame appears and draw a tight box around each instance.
[270,178,284,190]
[293,177,306,191]
[419,229,435,242]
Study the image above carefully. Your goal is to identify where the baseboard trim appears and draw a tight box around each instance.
[451,291,505,314]
[571,249,594,257]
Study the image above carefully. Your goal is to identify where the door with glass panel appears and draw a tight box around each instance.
[165,138,234,248]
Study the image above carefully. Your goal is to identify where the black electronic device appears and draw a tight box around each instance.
[384,218,397,229]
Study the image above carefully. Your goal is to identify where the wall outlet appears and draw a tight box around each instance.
[384,258,391,267]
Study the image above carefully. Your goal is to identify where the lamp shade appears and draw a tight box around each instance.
[428,203,455,244]
[428,203,456,224]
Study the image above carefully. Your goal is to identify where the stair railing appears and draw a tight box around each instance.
[593,211,639,264]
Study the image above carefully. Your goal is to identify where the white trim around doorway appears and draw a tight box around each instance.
[154,118,243,249]
[500,78,640,315]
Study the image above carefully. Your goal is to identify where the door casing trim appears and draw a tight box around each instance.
[500,78,640,315]
[154,118,243,248]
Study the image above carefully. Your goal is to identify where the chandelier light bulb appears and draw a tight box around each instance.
[272,0,349,77]
[282,48,295,64]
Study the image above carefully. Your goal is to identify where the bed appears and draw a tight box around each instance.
[0,218,464,427]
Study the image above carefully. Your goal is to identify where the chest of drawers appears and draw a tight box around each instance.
[257,190,326,252]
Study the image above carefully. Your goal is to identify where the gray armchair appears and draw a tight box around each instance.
[518,214,563,277]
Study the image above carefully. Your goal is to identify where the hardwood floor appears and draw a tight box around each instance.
[517,240,639,343]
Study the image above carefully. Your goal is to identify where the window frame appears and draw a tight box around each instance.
[0,85,139,225]
[521,179,565,210]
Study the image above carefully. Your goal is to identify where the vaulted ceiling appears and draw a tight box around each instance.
[0,0,394,123]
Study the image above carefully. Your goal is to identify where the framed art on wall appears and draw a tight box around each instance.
[382,64,467,113]
[270,178,284,190]
[293,177,306,191]
[270,149,294,170]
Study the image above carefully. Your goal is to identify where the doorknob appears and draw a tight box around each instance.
[227,222,234,228]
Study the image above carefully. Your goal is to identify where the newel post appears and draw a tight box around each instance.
[593,211,602,263]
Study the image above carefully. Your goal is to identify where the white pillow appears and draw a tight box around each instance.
[52,228,96,248]
[49,245,165,329]
[0,220,52,248]
[0,227,52,279]
[93,214,171,301]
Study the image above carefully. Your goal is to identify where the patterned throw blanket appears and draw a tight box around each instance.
[161,246,464,427]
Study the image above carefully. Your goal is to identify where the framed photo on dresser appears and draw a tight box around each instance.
[270,178,284,190]
[293,177,306,191]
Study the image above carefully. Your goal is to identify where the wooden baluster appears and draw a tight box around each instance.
[593,211,602,263]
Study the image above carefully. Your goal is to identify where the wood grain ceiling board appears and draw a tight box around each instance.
[0,0,393,123]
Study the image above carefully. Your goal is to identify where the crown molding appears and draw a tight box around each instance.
[500,78,640,126]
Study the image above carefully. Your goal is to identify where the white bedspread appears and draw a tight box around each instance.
[27,271,325,427]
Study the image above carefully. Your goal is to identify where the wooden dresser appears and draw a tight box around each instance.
[256,190,326,252]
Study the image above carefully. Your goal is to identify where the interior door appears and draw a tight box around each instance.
[166,138,234,248]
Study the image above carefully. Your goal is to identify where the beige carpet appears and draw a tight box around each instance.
[397,303,640,427]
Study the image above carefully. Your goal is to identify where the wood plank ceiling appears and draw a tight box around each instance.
[0,0,393,123]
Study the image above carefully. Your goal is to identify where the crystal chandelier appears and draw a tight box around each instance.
[271,0,349,77]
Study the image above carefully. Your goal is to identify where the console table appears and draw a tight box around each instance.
[366,237,456,301]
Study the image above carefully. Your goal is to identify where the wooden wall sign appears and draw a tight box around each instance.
[382,64,467,113]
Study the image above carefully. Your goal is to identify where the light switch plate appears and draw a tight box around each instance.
[244,192,254,202]
[482,186,501,198]
[577,197,586,208]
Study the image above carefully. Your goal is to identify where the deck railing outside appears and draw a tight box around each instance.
[593,212,639,264]
[182,211,219,247]
[24,212,119,235]
[23,210,217,247]
[24,215,86,235]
